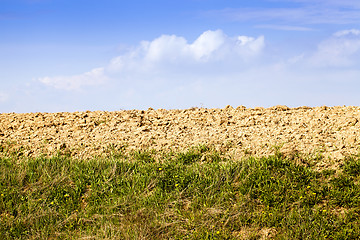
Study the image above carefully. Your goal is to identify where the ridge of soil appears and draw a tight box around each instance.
[1,105,360,170]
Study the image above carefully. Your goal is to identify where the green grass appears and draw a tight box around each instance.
[1,146,360,239]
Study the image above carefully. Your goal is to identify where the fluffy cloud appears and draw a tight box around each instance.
[109,30,264,70]
[333,29,360,37]
[40,30,265,90]
[39,67,108,90]
[309,29,360,67]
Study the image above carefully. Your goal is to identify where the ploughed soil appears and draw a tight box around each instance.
[1,105,360,170]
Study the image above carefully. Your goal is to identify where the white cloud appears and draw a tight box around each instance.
[189,30,226,61]
[334,29,360,37]
[38,67,108,90]
[110,29,264,69]
[107,30,265,85]
[236,35,265,56]
[143,34,189,62]
[40,30,265,91]
[309,29,360,67]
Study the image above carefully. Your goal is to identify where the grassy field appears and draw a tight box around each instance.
[1,145,360,239]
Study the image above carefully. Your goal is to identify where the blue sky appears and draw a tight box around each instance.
[1,0,360,113]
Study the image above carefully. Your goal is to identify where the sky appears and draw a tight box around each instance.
[1,0,360,113]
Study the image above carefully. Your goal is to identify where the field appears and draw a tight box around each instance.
[1,106,360,239]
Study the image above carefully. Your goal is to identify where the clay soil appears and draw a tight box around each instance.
[1,105,360,170]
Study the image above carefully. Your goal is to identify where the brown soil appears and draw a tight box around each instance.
[1,105,359,170]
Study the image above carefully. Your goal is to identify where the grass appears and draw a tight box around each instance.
[0,145,360,239]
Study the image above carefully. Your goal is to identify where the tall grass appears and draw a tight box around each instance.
[1,146,359,239]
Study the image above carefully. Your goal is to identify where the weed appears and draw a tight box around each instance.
[0,147,359,239]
